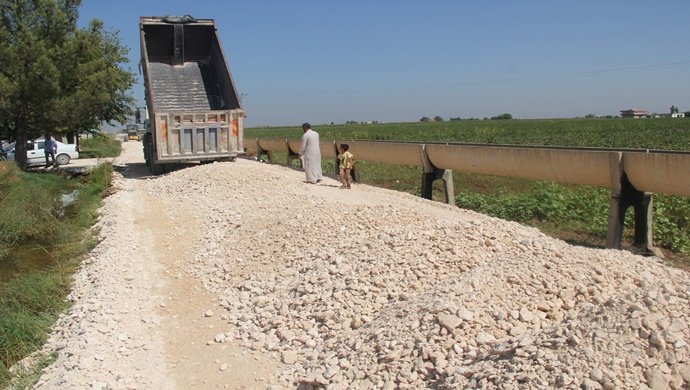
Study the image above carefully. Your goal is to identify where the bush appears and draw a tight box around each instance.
[455,181,689,254]
[78,133,122,158]
[0,162,112,386]
[0,265,73,386]
[654,195,690,253]
[0,163,70,257]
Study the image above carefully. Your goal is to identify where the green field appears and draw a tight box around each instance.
[245,117,690,150]
[246,118,690,264]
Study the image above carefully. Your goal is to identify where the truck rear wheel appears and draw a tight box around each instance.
[142,133,162,175]
[150,162,165,175]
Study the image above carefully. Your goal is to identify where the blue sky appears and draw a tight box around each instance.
[79,1,690,128]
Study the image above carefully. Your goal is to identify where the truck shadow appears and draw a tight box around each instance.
[114,162,150,179]
[114,162,199,180]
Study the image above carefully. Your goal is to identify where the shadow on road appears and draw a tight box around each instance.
[114,161,202,180]
[114,162,150,180]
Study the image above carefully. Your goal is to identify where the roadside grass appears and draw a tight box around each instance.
[0,164,76,259]
[78,133,122,158]
[3,354,56,390]
[0,162,112,388]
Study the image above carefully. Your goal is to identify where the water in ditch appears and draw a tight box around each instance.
[0,189,80,284]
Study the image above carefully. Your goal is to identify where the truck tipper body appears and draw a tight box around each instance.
[139,16,244,174]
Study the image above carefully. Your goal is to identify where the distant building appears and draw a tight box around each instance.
[620,109,650,118]
[653,113,686,118]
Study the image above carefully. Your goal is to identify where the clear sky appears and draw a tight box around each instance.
[79,0,690,128]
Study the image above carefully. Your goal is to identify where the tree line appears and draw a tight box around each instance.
[421,113,513,122]
[0,0,134,169]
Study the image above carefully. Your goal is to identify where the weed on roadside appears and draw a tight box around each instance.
[0,162,112,387]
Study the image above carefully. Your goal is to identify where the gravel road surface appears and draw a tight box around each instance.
[24,141,689,389]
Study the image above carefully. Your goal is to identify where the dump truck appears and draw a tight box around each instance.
[139,16,244,174]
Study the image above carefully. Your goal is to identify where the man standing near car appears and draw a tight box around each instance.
[44,134,56,167]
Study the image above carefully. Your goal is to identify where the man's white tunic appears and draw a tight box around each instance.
[300,129,323,183]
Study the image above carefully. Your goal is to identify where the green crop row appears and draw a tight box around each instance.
[246,117,690,150]
[455,183,690,254]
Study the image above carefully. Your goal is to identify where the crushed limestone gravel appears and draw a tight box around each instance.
[27,158,690,389]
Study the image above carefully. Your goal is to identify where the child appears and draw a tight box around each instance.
[338,143,354,189]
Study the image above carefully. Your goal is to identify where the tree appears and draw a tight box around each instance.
[0,0,134,169]
[56,19,135,144]
[490,113,513,120]
[670,105,679,114]
[433,116,444,122]
[420,116,430,122]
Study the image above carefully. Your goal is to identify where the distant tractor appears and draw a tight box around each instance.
[126,124,140,141]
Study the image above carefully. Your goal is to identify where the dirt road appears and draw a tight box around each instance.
[28,141,689,389]
[32,142,284,389]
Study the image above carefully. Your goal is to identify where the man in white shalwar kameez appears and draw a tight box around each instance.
[299,122,323,183]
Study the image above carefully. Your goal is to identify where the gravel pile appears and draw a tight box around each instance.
[146,160,690,389]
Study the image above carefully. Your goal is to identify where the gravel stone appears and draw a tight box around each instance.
[20,151,690,389]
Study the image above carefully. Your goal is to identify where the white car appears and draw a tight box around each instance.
[6,138,79,166]
[1,140,12,160]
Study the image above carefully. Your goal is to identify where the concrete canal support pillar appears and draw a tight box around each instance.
[330,142,358,183]
[255,139,273,163]
[287,140,301,167]
[420,145,455,205]
[332,142,340,176]
[349,164,359,183]
[606,152,661,257]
